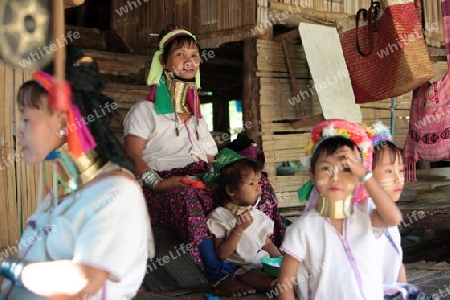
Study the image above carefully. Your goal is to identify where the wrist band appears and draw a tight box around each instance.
[1,257,27,287]
[360,171,373,184]
[138,169,162,191]
[231,229,242,237]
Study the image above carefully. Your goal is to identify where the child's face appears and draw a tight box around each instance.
[312,151,359,201]
[373,149,405,202]
[17,99,66,164]
[231,170,262,206]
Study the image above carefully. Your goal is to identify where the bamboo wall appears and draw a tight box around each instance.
[0,63,35,253]
[111,0,257,53]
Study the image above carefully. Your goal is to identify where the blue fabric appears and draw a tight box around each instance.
[198,238,240,283]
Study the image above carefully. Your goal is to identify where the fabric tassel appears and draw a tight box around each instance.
[146,84,157,102]
[71,104,97,153]
[147,49,164,86]
[66,109,83,158]
[187,87,203,119]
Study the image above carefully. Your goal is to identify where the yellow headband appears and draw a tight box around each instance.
[147,29,201,88]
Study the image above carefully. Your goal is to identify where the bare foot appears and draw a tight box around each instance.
[215,277,257,297]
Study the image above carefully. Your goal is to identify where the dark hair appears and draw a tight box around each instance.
[310,136,359,175]
[372,140,403,169]
[17,81,48,111]
[159,24,200,65]
[218,158,262,204]
[17,45,135,172]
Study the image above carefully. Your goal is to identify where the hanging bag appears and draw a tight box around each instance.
[404,0,450,182]
[336,0,435,104]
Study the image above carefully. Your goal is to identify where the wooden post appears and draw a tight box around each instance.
[242,38,261,149]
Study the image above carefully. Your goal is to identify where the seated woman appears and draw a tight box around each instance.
[123,24,284,267]
[1,46,151,299]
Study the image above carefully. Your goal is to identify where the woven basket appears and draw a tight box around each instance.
[336,0,435,104]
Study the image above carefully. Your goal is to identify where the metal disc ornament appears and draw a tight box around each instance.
[0,0,52,71]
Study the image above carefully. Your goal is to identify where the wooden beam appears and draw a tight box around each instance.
[197,25,257,40]
[268,1,350,21]
[242,38,261,150]
[64,0,85,9]
[428,46,448,61]
[274,28,300,42]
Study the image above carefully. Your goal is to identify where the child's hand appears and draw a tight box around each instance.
[333,146,367,179]
[235,209,253,233]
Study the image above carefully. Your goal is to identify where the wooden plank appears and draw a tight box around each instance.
[103,83,149,104]
[270,174,310,191]
[361,108,410,120]
[276,191,305,208]
[262,134,310,151]
[265,148,307,163]
[261,121,314,133]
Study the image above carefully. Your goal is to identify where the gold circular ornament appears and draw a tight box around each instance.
[0,0,52,71]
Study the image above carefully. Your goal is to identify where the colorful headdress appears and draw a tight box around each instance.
[32,57,97,158]
[299,119,373,207]
[365,121,393,147]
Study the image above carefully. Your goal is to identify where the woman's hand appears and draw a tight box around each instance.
[156,176,186,192]
[333,145,367,179]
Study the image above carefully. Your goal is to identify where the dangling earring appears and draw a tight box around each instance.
[59,129,66,136]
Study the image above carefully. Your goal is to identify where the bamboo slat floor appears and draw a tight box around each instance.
[406,262,450,298]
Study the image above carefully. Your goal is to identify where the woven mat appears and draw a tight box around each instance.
[142,251,212,294]
[133,292,179,300]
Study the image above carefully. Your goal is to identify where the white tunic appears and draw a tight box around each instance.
[368,199,403,285]
[207,207,274,273]
[382,226,402,285]
[1,171,150,300]
[280,201,383,300]
[123,101,218,171]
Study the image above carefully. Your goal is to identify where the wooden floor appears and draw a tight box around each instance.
[406,262,450,297]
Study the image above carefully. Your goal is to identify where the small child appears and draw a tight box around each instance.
[207,158,282,296]
[368,121,407,285]
[368,121,435,300]
[278,119,403,300]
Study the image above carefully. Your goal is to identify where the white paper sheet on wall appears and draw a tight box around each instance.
[298,23,362,123]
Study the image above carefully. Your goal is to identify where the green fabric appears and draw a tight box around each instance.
[297,179,314,202]
[202,148,242,186]
[154,78,175,115]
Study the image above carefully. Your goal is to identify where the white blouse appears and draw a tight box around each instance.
[124,101,218,171]
[1,170,150,300]
[281,201,384,300]
[207,207,274,273]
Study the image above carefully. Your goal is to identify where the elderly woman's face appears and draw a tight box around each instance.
[163,42,200,80]
[17,96,66,164]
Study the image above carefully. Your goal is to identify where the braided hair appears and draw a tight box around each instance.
[17,45,135,172]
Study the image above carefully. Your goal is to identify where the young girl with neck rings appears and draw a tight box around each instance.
[278,119,402,300]
[367,122,435,300]
[207,158,282,297]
